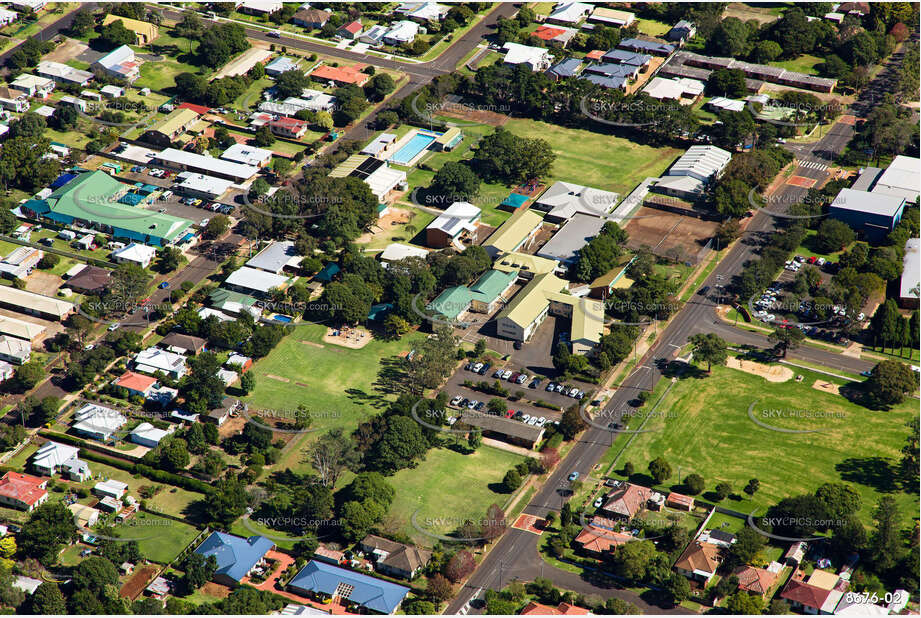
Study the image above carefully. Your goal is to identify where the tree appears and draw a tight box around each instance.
[726,590,764,614]
[684,473,705,495]
[716,218,741,247]
[157,246,182,273]
[665,572,691,605]
[605,598,642,614]
[870,495,903,572]
[707,68,747,97]
[648,457,672,484]
[239,371,256,395]
[715,482,732,500]
[707,17,751,57]
[750,39,782,63]
[180,352,226,414]
[159,437,191,472]
[364,73,395,102]
[612,540,656,582]
[203,214,231,240]
[815,219,855,253]
[367,415,429,473]
[181,553,217,592]
[899,418,919,488]
[28,582,66,614]
[444,550,475,582]
[98,18,136,48]
[11,361,44,392]
[768,327,805,358]
[815,483,861,520]
[69,9,95,36]
[73,556,118,591]
[427,573,453,603]
[502,469,522,492]
[688,333,728,372]
[471,128,555,183]
[306,429,360,488]
[275,69,310,98]
[558,405,586,440]
[427,161,480,204]
[18,502,78,564]
[865,360,916,405]
[728,527,766,567]
[744,478,760,495]
[253,124,275,147]
[871,300,906,350]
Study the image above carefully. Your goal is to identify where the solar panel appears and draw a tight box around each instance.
[350,157,385,179]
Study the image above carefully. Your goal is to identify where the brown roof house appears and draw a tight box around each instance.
[599,482,653,520]
[358,535,431,580]
[159,332,207,355]
[734,565,779,597]
[293,8,330,28]
[65,265,111,294]
[780,579,840,614]
[573,518,634,559]
[673,541,723,584]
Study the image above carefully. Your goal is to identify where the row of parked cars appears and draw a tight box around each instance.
[180,197,234,215]
[493,367,530,385]
[546,382,585,399]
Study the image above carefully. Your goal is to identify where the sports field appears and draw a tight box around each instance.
[243,322,412,433]
[617,364,916,526]
[388,446,528,545]
[502,119,681,196]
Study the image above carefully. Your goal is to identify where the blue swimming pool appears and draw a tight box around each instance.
[390,131,437,165]
[273,314,293,323]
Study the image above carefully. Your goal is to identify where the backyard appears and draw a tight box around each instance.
[612,363,917,526]
[112,511,200,564]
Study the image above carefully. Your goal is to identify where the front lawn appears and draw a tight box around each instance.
[113,511,199,564]
[388,445,528,545]
[502,118,681,196]
[615,364,917,526]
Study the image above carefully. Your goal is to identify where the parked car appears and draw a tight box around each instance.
[479,363,491,375]
[450,396,463,407]
[568,471,580,481]
[467,399,478,409]
[509,372,520,383]
[555,384,565,393]
[593,496,604,508]
[473,362,484,373]
[529,378,541,389]
[494,369,504,378]
[516,374,528,384]
[502,369,513,380]
[546,382,556,392]
[860,370,873,377]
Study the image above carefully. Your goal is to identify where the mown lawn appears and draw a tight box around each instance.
[85,461,203,519]
[769,54,825,76]
[113,511,199,564]
[502,118,681,196]
[388,446,528,545]
[615,364,917,526]
[242,322,413,434]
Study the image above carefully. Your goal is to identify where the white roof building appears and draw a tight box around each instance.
[707,96,746,112]
[239,0,282,13]
[502,42,552,71]
[383,20,420,45]
[643,76,704,100]
[93,479,129,499]
[380,243,429,263]
[9,73,54,97]
[100,85,125,98]
[129,422,172,447]
[533,181,618,222]
[30,441,80,475]
[72,403,127,441]
[0,286,74,320]
[547,1,593,24]
[245,241,302,274]
[221,143,273,167]
[154,148,258,183]
[36,61,93,86]
[427,201,481,241]
[112,243,157,268]
[900,238,919,305]
[12,576,42,596]
[361,133,398,157]
[134,347,188,378]
[666,145,733,182]
[872,155,920,203]
[176,172,234,198]
[224,266,290,295]
[297,89,337,111]
[0,336,31,365]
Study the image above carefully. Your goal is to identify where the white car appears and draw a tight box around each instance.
[593,496,604,508]
[521,414,531,423]
[473,362,484,372]
[857,312,865,321]
[501,369,513,380]
[450,396,463,407]
[537,417,546,425]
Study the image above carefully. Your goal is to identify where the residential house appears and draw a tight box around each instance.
[734,564,779,597]
[520,601,591,615]
[226,353,253,373]
[383,20,419,46]
[238,0,282,15]
[269,116,310,139]
[379,243,428,265]
[69,503,100,528]
[587,7,635,27]
[617,37,675,56]
[502,42,552,72]
[573,517,633,559]
[93,45,141,82]
[358,535,432,580]
[531,25,576,48]
[9,0,46,11]
[101,15,159,45]
[292,8,330,28]
[545,2,593,25]
[288,560,410,614]
[194,532,275,587]
[337,20,362,39]
[246,240,303,274]
[310,63,370,87]
[599,483,654,519]
[224,266,290,298]
[673,541,722,584]
[546,57,583,82]
[65,265,111,294]
[666,20,696,44]
[9,74,54,98]
[113,371,158,399]
[780,578,841,615]
[643,76,704,101]
[30,441,90,480]
[221,143,273,168]
[359,24,388,47]
[0,8,17,27]
[112,243,157,268]
[129,422,174,448]
[139,108,201,148]
[401,2,449,22]
[264,56,298,77]
[134,347,188,379]
[72,403,127,442]
[0,472,47,511]
[425,201,481,248]
[0,87,28,113]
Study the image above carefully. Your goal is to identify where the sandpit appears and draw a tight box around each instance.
[324,326,372,349]
[355,207,414,244]
[726,357,793,383]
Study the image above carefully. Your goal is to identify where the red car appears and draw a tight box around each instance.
[506,410,514,418]
[807,256,817,264]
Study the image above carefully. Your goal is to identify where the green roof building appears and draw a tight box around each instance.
[428,269,518,321]
[23,171,193,246]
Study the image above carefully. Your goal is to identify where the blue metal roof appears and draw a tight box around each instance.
[601,49,651,66]
[288,561,409,615]
[618,37,675,55]
[315,262,340,283]
[585,63,636,78]
[547,57,582,78]
[583,73,626,89]
[194,532,274,583]
[118,193,145,206]
[50,173,78,190]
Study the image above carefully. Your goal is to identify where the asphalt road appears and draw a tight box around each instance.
[0,4,95,73]
[443,42,914,611]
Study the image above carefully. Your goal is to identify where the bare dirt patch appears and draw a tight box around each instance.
[119,565,159,600]
[323,326,372,349]
[812,380,841,395]
[438,103,509,127]
[300,340,324,349]
[25,271,63,296]
[212,47,272,80]
[265,374,291,383]
[201,582,232,599]
[355,207,416,244]
[45,37,90,63]
[726,357,793,383]
[624,206,719,264]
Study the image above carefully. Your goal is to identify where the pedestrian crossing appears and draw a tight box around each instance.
[799,159,828,171]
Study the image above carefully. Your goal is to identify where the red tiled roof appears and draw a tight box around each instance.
[666,492,694,507]
[585,49,605,60]
[601,482,652,518]
[0,471,47,507]
[271,116,308,128]
[178,102,211,115]
[574,525,633,554]
[311,63,369,84]
[734,565,778,596]
[115,370,157,393]
[781,580,832,609]
[521,601,591,615]
[674,541,722,575]
[532,25,567,40]
[339,20,361,34]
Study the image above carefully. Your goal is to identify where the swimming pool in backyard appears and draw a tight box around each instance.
[388,130,440,165]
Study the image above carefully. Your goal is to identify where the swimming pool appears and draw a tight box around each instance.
[389,131,437,165]
[272,314,293,323]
